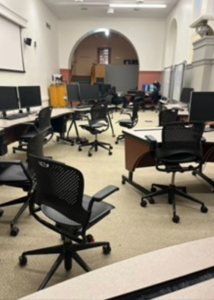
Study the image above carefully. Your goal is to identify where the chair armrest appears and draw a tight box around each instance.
[120,111,131,118]
[88,185,119,210]
[20,122,38,132]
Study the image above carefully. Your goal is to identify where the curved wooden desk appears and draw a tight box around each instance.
[18,236,214,300]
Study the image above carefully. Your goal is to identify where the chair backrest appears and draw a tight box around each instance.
[38,106,52,131]
[30,155,90,227]
[90,103,108,125]
[161,122,204,154]
[158,109,178,126]
[27,130,46,175]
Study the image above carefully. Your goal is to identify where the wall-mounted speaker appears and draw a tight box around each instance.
[24,38,32,46]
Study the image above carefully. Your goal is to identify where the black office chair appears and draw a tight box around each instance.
[13,106,53,153]
[115,102,139,144]
[19,156,119,290]
[141,122,208,223]
[158,109,178,126]
[78,103,113,156]
[0,130,46,236]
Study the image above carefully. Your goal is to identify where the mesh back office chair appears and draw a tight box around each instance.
[0,130,46,236]
[115,102,139,144]
[78,103,113,156]
[158,109,179,126]
[13,106,53,153]
[19,156,119,290]
[141,122,208,223]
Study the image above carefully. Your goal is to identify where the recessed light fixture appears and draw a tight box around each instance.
[109,4,167,8]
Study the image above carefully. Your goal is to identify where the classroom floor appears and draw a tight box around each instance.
[1,109,214,300]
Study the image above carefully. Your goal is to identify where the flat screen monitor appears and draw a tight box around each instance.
[180,87,194,104]
[18,86,42,112]
[142,84,150,93]
[142,84,153,93]
[79,84,100,101]
[189,92,214,123]
[66,84,80,102]
[0,86,19,115]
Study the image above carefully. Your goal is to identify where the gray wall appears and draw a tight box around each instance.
[105,65,138,92]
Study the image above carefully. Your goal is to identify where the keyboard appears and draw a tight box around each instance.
[76,105,92,109]
[5,113,29,120]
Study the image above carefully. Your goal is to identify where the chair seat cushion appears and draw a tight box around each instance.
[41,195,114,228]
[0,163,29,182]
[20,131,37,141]
[119,119,132,127]
[156,148,201,164]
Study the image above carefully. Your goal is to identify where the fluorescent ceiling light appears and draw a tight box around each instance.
[109,4,167,8]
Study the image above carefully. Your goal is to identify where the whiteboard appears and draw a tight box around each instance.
[162,66,173,98]
[0,16,25,72]
[171,61,186,101]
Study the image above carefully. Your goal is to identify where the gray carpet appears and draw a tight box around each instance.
[1,109,214,300]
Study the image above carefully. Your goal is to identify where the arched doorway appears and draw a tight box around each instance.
[66,28,139,92]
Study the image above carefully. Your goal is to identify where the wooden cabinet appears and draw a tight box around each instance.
[49,85,66,107]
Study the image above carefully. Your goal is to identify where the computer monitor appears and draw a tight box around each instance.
[142,84,150,93]
[180,87,194,104]
[149,84,154,92]
[18,86,42,113]
[142,84,154,93]
[0,86,19,117]
[189,92,214,125]
[79,84,100,102]
[66,84,80,104]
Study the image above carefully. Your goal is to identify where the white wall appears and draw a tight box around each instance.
[164,0,195,66]
[58,18,166,71]
[0,0,59,99]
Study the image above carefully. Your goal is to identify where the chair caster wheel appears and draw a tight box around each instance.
[103,244,111,255]
[78,148,82,151]
[19,255,27,266]
[115,141,118,144]
[88,153,92,157]
[172,215,180,223]
[0,209,4,217]
[148,197,155,204]
[151,187,157,192]
[122,179,126,184]
[10,226,19,237]
[109,152,112,155]
[192,170,197,176]
[140,199,147,207]
[86,234,94,243]
[201,205,208,213]
[110,146,113,150]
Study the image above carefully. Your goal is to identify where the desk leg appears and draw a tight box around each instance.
[122,172,150,195]
[67,114,81,143]
[107,111,115,137]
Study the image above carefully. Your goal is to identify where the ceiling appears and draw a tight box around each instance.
[42,0,179,19]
